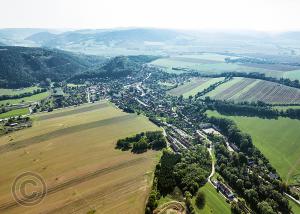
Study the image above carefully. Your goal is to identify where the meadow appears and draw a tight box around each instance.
[0,87,41,96]
[0,101,161,213]
[0,91,50,105]
[192,183,231,214]
[205,77,300,104]
[0,108,29,119]
[168,77,224,98]
[206,110,300,185]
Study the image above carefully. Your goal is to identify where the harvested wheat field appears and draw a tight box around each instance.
[0,101,161,214]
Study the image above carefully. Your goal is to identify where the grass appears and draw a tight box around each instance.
[192,183,231,214]
[0,91,50,105]
[0,101,161,213]
[273,105,300,111]
[206,110,300,185]
[0,108,29,119]
[0,86,40,96]
[283,70,300,81]
[289,198,300,214]
[66,83,85,87]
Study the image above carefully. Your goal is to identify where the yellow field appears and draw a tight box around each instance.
[0,101,161,214]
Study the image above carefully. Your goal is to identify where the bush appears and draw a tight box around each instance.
[195,191,206,209]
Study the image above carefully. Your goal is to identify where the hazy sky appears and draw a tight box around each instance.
[1,0,300,31]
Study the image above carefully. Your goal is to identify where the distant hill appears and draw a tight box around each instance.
[26,28,186,47]
[0,46,104,88]
[70,55,160,80]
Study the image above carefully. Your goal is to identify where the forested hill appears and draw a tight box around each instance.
[0,46,105,88]
[0,46,159,88]
[69,55,159,80]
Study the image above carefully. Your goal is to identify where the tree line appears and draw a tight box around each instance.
[206,98,300,120]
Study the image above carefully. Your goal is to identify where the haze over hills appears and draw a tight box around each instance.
[1,28,300,57]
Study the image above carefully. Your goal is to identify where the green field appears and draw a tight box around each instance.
[0,91,50,105]
[283,70,300,81]
[207,110,300,185]
[169,77,224,98]
[273,105,300,111]
[150,54,283,78]
[289,198,300,214]
[0,108,29,119]
[192,183,231,214]
[0,86,41,96]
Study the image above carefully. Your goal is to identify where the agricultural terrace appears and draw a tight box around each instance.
[192,183,231,214]
[0,101,161,214]
[168,77,224,98]
[205,77,300,104]
[150,53,286,78]
[0,107,29,119]
[206,110,300,185]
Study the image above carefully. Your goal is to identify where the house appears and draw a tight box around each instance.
[216,181,235,200]
[268,172,279,180]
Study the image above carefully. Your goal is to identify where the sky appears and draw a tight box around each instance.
[1,0,300,31]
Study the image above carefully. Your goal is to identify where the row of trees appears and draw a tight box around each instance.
[116,131,167,153]
[210,116,291,213]
[194,77,232,98]
[207,99,300,120]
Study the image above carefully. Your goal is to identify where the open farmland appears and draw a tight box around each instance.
[0,101,160,214]
[205,77,300,104]
[207,110,300,185]
[150,53,287,78]
[168,77,224,98]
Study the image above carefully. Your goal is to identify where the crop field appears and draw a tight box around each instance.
[150,54,286,78]
[283,70,300,81]
[205,77,300,104]
[0,101,161,214]
[192,183,231,214]
[168,77,224,98]
[207,110,300,185]
[0,108,29,119]
[0,91,50,105]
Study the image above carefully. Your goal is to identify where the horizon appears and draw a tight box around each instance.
[1,0,300,32]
